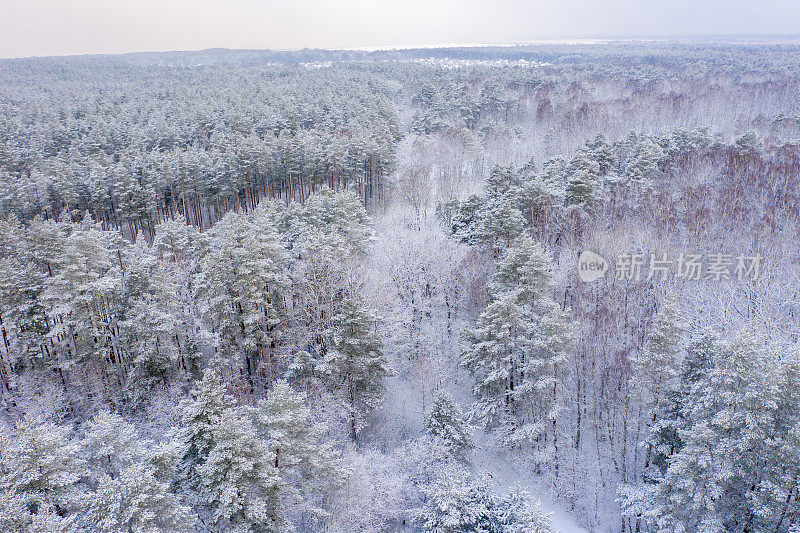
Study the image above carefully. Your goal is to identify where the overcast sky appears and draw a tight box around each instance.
[2,0,800,58]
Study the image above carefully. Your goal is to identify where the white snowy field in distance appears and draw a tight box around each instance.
[7,33,800,61]
[269,33,800,51]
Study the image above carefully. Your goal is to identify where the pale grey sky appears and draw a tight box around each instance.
[2,0,800,58]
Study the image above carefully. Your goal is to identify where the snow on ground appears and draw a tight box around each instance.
[470,430,588,533]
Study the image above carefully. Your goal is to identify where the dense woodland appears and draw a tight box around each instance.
[2,42,800,532]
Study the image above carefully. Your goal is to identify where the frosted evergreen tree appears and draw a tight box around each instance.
[0,496,78,533]
[625,137,664,186]
[43,215,125,384]
[518,168,563,233]
[26,503,78,533]
[299,187,371,254]
[123,294,180,398]
[151,215,206,379]
[637,331,787,531]
[484,165,521,204]
[465,301,571,456]
[515,304,573,465]
[734,130,762,156]
[462,289,535,434]
[197,408,287,532]
[84,462,193,533]
[146,438,185,485]
[120,241,183,401]
[287,188,374,381]
[496,486,555,533]
[564,149,600,207]
[414,466,555,532]
[424,391,474,462]
[631,294,684,479]
[82,409,146,479]
[449,194,485,246]
[25,215,67,278]
[766,348,800,533]
[464,238,572,464]
[0,415,84,518]
[650,328,718,476]
[323,295,391,442]
[480,195,526,256]
[152,214,200,264]
[0,216,48,381]
[0,490,30,532]
[413,464,499,533]
[490,236,552,307]
[194,211,289,391]
[620,328,719,524]
[180,367,235,489]
[587,133,614,175]
[246,379,345,518]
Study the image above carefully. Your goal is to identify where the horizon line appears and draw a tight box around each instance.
[3,33,800,61]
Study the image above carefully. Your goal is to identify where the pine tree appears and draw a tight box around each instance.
[564,150,600,207]
[246,379,345,518]
[650,328,717,476]
[424,391,474,462]
[625,137,663,185]
[587,133,614,175]
[639,331,785,531]
[180,367,235,488]
[122,294,180,399]
[197,408,287,532]
[25,215,66,279]
[463,238,572,463]
[449,194,485,246]
[480,195,526,256]
[84,462,193,533]
[0,415,84,517]
[151,215,206,380]
[490,236,552,307]
[516,304,572,464]
[413,464,499,533]
[195,211,289,391]
[462,289,535,436]
[26,503,79,533]
[287,188,374,382]
[322,295,391,442]
[631,294,684,480]
[463,291,572,453]
[0,489,81,532]
[153,215,200,264]
[496,486,555,533]
[44,215,125,387]
[620,328,719,526]
[120,241,184,401]
[518,170,562,237]
[0,496,78,533]
[299,187,371,254]
[414,466,555,532]
[82,409,146,479]
[0,215,49,381]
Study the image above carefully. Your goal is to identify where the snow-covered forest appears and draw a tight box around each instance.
[2,42,800,532]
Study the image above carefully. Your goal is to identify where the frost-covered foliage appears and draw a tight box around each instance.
[424,392,474,461]
[413,464,554,532]
[462,237,573,459]
[3,42,800,532]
